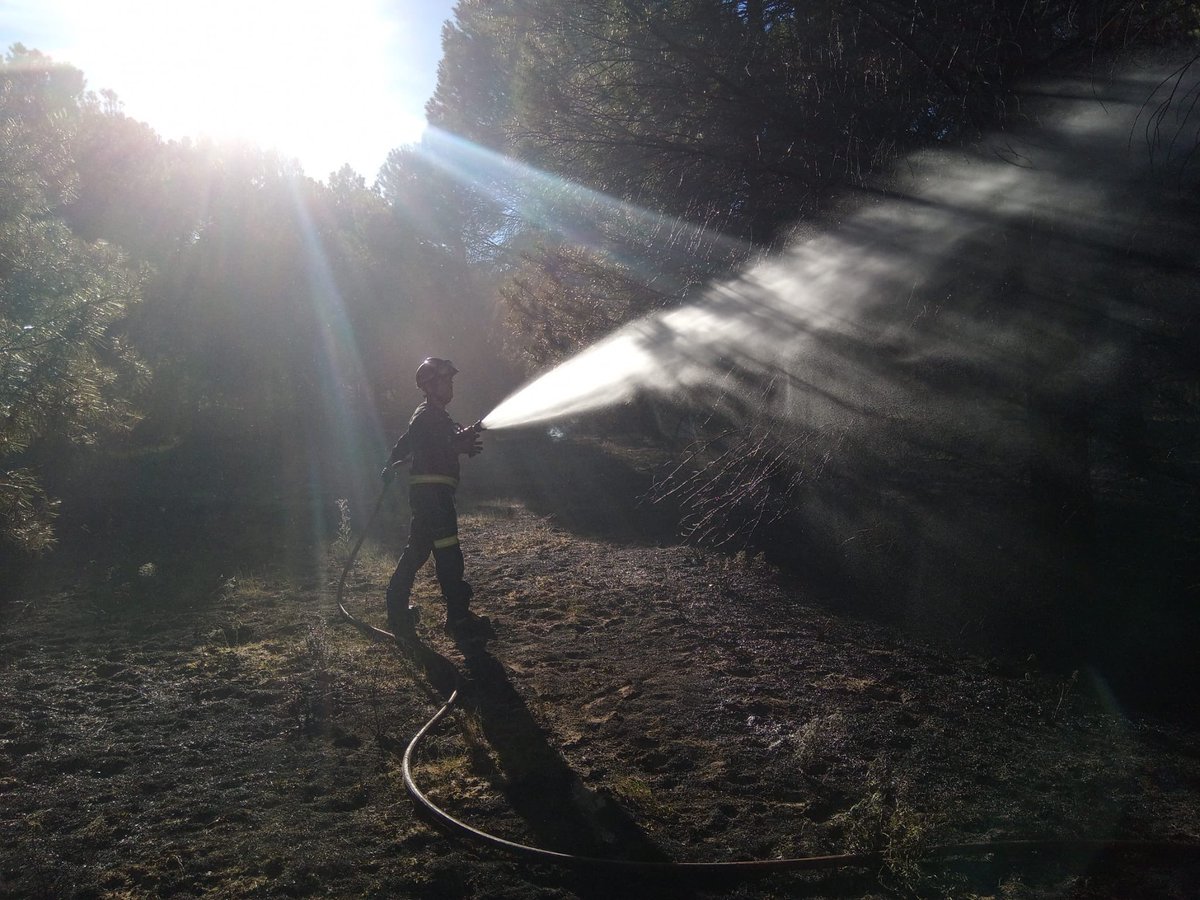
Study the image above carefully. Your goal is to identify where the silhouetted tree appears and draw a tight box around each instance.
[433,0,1198,365]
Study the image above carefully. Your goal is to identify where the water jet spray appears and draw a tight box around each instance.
[475,60,1200,448]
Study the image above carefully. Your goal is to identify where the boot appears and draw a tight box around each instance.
[388,605,420,641]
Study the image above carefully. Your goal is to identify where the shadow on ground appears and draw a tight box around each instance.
[459,644,666,861]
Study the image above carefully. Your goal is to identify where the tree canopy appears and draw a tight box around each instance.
[1,2,1198,563]
[0,47,493,553]
[431,0,1199,364]
[0,47,146,550]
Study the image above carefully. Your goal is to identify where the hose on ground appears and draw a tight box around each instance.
[336,485,1200,879]
[335,484,393,639]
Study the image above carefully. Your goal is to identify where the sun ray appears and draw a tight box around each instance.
[418,126,755,288]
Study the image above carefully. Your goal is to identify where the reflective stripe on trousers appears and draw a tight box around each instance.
[386,482,471,621]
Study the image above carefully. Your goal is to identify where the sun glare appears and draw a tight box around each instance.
[43,0,428,178]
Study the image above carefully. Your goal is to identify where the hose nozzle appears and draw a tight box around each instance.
[458,420,485,457]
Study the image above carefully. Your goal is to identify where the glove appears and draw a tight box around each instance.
[380,464,396,484]
[454,424,484,457]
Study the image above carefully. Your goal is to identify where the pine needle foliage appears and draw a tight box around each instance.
[0,47,146,551]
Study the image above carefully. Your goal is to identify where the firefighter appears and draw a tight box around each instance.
[382,358,485,641]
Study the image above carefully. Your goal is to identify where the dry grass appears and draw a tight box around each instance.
[1,504,1198,898]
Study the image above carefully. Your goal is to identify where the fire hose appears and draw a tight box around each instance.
[336,483,1200,880]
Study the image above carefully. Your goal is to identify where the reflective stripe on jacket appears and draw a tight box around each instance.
[409,474,459,488]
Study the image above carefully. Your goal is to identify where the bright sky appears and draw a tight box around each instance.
[0,0,459,182]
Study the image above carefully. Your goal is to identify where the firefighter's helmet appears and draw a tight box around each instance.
[415,357,458,390]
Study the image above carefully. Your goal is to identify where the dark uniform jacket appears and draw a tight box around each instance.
[389,401,460,487]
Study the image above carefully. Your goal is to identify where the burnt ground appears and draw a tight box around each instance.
[2,436,1200,898]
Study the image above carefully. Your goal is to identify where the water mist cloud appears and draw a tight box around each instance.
[473,57,1200,679]
[483,58,1200,447]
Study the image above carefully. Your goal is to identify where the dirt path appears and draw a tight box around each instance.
[3,506,1199,898]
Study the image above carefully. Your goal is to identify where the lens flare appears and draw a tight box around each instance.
[285,175,389,546]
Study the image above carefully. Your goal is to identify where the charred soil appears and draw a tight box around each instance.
[2,442,1200,898]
